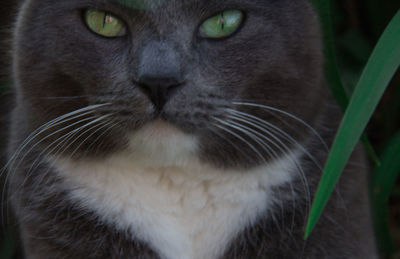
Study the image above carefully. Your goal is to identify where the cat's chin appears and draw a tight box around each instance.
[127,119,200,166]
[137,119,183,138]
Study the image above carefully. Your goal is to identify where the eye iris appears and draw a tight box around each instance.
[223,10,243,31]
[85,9,126,37]
[202,10,243,39]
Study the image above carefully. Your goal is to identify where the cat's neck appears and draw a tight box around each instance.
[50,125,301,258]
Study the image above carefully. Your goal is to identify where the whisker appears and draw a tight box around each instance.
[228,109,323,171]
[223,116,302,233]
[224,118,278,160]
[2,104,110,224]
[208,126,254,162]
[27,116,114,199]
[8,115,99,179]
[2,104,110,177]
[38,95,96,100]
[5,115,102,218]
[25,115,111,178]
[226,112,312,222]
[64,115,114,157]
[232,101,329,151]
[214,118,266,163]
[83,121,118,156]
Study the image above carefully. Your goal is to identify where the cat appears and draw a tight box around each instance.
[7,0,377,258]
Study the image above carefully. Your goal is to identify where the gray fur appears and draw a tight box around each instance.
[8,0,376,258]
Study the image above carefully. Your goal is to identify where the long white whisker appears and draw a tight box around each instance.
[225,117,304,222]
[8,115,99,180]
[25,115,109,177]
[6,115,103,214]
[224,118,278,161]
[214,118,266,163]
[227,113,311,218]
[208,126,254,162]
[2,104,110,223]
[232,102,329,151]
[64,115,114,158]
[27,116,113,198]
[2,104,110,176]
[229,109,323,171]
[83,121,117,156]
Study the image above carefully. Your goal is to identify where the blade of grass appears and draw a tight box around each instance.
[311,0,349,110]
[0,81,11,92]
[391,187,400,197]
[0,230,16,259]
[370,132,400,256]
[311,0,380,166]
[305,9,400,239]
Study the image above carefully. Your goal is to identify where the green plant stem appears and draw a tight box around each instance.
[311,0,381,167]
[305,9,400,239]
[370,132,400,257]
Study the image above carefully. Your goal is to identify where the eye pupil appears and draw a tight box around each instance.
[103,14,107,28]
[221,14,225,30]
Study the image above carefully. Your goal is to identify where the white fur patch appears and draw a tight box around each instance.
[51,121,300,259]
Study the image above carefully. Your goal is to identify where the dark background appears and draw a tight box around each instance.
[0,0,399,258]
[0,0,20,257]
[330,2,400,256]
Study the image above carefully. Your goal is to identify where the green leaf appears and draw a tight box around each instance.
[370,132,400,256]
[311,0,349,111]
[0,81,10,92]
[0,230,16,259]
[311,0,381,166]
[305,9,400,239]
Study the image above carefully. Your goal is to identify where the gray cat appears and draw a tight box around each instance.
[7,0,376,258]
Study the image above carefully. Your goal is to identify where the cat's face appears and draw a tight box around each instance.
[13,0,323,168]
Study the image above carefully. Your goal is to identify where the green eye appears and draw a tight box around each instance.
[85,9,126,38]
[201,10,244,39]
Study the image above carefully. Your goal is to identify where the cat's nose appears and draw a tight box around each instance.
[137,75,183,111]
[136,40,184,111]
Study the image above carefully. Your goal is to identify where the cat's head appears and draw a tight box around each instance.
[13,0,323,168]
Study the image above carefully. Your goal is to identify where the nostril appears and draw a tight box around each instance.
[136,75,184,111]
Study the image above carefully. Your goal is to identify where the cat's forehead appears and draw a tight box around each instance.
[110,0,265,10]
[113,0,170,10]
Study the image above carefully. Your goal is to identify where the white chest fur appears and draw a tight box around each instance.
[51,122,299,259]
